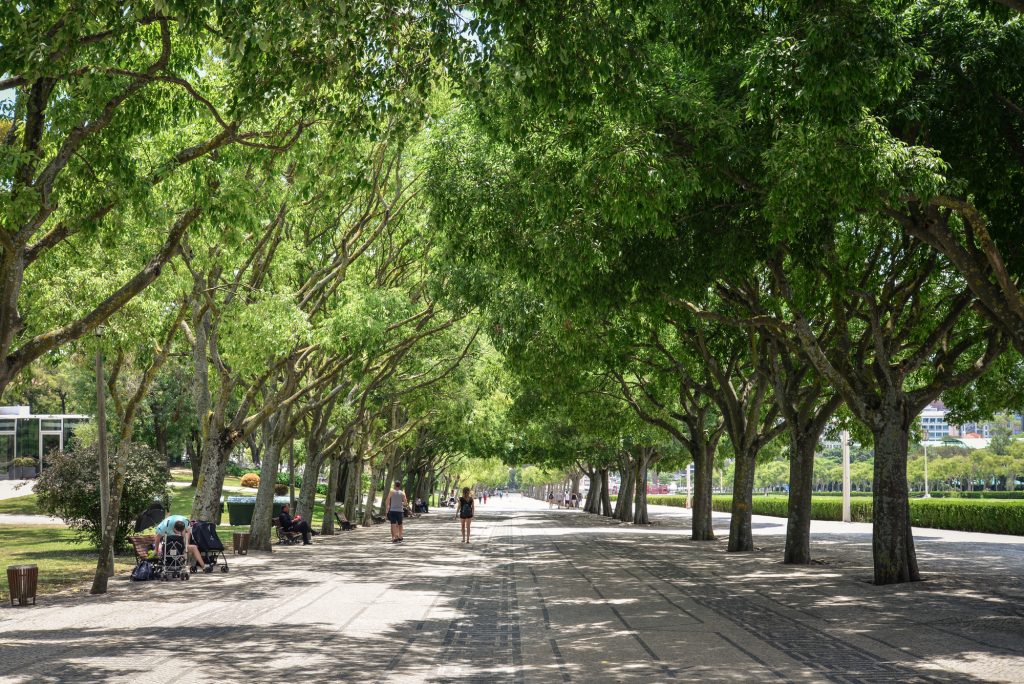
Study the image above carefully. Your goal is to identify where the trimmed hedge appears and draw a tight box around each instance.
[640,494,1024,535]
[925,491,1024,500]
[808,491,873,497]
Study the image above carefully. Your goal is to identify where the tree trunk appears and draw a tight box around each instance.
[872,414,920,585]
[322,458,341,535]
[583,469,598,513]
[336,459,349,504]
[600,468,613,516]
[614,461,635,522]
[186,432,200,487]
[691,445,715,541]
[362,465,380,527]
[191,434,232,521]
[343,458,362,522]
[296,452,325,523]
[633,451,650,525]
[90,471,124,594]
[378,463,392,516]
[784,435,816,564]
[727,447,757,552]
[248,440,284,552]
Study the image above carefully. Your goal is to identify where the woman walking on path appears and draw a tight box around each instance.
[457,487,475,543]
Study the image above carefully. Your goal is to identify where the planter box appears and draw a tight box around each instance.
[226,496,290,526]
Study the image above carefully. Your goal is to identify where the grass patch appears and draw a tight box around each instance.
[0,493,41,516]
[0,526,133,603]
[168,468,243,489]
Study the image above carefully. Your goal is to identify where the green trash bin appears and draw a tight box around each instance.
[227,496,255,525]
[227,496,290,525]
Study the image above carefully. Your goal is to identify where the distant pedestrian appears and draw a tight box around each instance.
[571,492,578,509]
[548,491,555,508]
[386,481,408,544]
[457,487,475,543]
[483,491,488,504]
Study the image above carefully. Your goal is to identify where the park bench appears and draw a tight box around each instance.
[129,534,156,567]
[272,518,302,545]
[333,511,357,531]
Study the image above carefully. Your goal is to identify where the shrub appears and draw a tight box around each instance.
[703,495,1023,534]
[274,483,288,495]
[927,491,1024,500]
[13,457,36,467]
[910,499,1024,534]
[34,443,169,550]
[240,473,260,488]
[226,463,247,477]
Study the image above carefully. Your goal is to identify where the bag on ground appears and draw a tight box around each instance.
[131,561,154,582]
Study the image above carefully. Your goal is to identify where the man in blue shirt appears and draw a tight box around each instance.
[154,515,211,572]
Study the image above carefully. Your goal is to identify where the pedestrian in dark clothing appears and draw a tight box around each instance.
[457,487,475,543]
[278,504,312,544]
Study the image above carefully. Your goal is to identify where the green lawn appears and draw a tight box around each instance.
[0,526,133,603]
[169,468,243,488]
[0,493,40,516]
[0,480,339,603]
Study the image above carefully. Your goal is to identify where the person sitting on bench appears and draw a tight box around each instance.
[278,504,312,545]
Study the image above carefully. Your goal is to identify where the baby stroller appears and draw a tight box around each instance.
[190,520,229,573]
[156,534,190,581]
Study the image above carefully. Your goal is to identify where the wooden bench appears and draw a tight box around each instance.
[272,518,302,545]
[129,535,156,566]
[334,511,357,531]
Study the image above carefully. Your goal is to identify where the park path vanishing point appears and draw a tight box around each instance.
[1,494,1023,683]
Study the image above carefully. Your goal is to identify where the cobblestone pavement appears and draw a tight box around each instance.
[1,495,1022,683]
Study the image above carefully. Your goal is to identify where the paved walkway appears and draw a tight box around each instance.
[1,495,1022,683]
[0,480,33,501]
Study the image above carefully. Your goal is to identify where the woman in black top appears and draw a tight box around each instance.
[456,486,475,543]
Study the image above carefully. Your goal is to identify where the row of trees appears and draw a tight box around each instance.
[1,3,508,593]
[425,0,1024,584]
[5,1,1024,591]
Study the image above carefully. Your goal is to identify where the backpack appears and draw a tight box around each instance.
[131,561,153,582]
[459,499,473,517]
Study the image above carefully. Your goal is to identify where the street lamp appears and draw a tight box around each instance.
[685,462,692,509]
[841,429,851,523]
[94,325,113,575]
[922,429,931,498]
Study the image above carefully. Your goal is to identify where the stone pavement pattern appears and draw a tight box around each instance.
[1,495,1023,683]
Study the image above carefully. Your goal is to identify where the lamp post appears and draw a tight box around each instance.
[922,429,931,498]
[841,429,851,523]
[685,462,692,509]
[94,325,113,574]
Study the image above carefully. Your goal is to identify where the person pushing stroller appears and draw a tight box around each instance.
[155,515,212,573]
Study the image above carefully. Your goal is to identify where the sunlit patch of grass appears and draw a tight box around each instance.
[0,494,41,516]
[0,525,132,603]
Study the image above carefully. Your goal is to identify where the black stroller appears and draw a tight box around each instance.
[157,534,190,581]
[190,520,229,573]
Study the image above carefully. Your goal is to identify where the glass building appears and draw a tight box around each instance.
[0,406,89,480]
